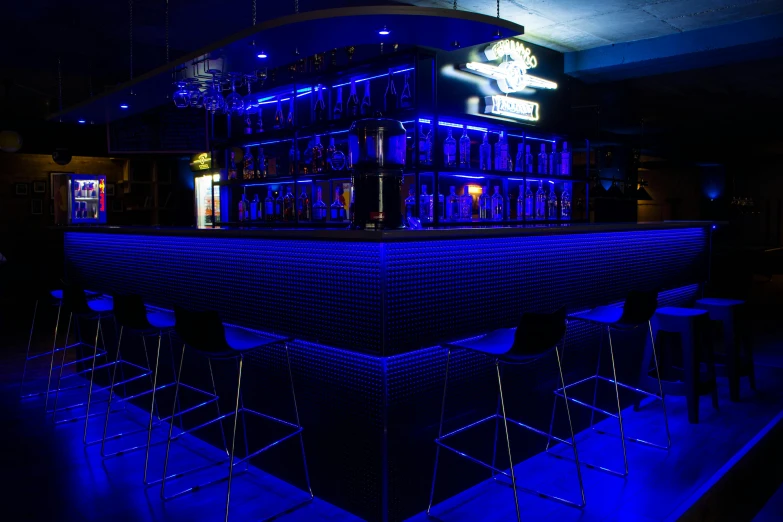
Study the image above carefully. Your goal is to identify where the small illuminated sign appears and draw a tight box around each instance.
[189,152,211,172]
[484,96,539,122]
[98,178,106,212]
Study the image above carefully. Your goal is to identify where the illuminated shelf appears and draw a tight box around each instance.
[74,197,99,200]
[411,168,584,182]
[214,173,352,187]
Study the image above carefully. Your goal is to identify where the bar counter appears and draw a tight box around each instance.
[62,222,711,521]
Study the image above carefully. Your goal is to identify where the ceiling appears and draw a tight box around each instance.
[408,0,783,51]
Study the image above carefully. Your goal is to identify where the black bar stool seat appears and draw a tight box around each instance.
[428,308,585,521]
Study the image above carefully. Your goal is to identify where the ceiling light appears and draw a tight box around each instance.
[78,119,86,124]
[120,104,129,109]
[257,51,268,59]
[378,26,390,36]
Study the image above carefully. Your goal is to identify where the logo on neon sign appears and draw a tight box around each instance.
[485,96,539,122]
[463,40,557,94]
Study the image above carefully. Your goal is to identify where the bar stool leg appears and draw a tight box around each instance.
[427,348,451,515]
[141,335,160,421]
[143,332,164,482]
[606,327,629,476]
[99,326,124,448]
[589,326,605,430]
[161,344,186,499]
[496,360,521,522]
[18,300,39,400]
[225,355,243,522]
[284,342,313,498]
[555,341,586,508]
[47,311,71,413]
[167,332,184,430]
[491,391,501,476]
[648,321,671,449]
[208,359,230,455]
[83,317,104,443]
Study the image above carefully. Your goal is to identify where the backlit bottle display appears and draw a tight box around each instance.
[535,182,546,220]
[313,187,327,222]
[460,186,473,221]
[479,133,491,171]
[419,184,433,223]
[443,129,456,167]
[478,186,490,221]
[447,186,459,221]
[459,127,470,169]
[491,186,504,221]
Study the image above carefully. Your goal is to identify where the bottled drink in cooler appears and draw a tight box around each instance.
[265,188,275,222]
[400,71,413,109]
[447,186,459,221]
[405,187,416,218]
[360,81,372,116]
[384,69,397,114]
[443,129,456,167]
[333,87,343,120]
[537,144,548,175]
[491,186,504,221]
[314,85,326,122]
[419,184,433,223]
[535,182,546,220]
[347,79,360,118]
[283,186,295,222]
[297,188,311,221]
[459,127,470,169]
[548,186,558,219]
[560,142,571,175]
[524,182,534,219]
[561,186,572,219]
[478,186,490,220]
[460,186,473,221]
[495,132,509,171]
[274,188,284,221]
[330,189,346,221]
[313,187,327,222]
[479,132,491,170]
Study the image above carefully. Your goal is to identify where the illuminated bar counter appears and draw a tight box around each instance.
[62,222,710,521]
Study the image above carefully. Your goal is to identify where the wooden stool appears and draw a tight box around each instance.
[639,307,718,424]
[694,298,755,402]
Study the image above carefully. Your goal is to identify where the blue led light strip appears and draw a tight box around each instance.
[416,119,553,141]
[331,67,414,89]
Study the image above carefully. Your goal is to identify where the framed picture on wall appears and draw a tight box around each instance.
[31,199,43,215]
[15,183,28,196]
[33,180,46,193]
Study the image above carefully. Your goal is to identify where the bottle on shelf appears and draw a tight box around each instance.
[360,80,372,116]
[287,97,294,128]
[384,68,397,114]
[418,124,431,166]
[257,148,267,178]
[405,187,416,218]
[289,141,300,175]
[549,143,559,175]
[325,137,336,171]
[491,186,504,221]
[479,132,491,170]
[265,188,275,222]
[524,145,534,174]
[419,184,433,223]
[535,181,546,220]
[347,79,360,118]
[443,128,456,167]
[314,85,326,122]
[312,136,324,173]
[561,185,572,220]
[515,144,525,172]
[478,186,490,220]
[400,71,413,108]
[250,194,260,220]
[297,187,311,221]
[238,194,249,222]
[437,190,445,221]
[447,186,459,221]
[516,187,525,219]
[560,142,571,175]
[334,87,344,120]
[313,187,327,222]
[460,186,473,221]
[330,189,346,221]
[274,187,284,221]
[273,98,284,129]
[459,127,470,169]
[524,181,534,219]
[283,186,295,222]
[548,185,558,219]
[228,151,237,180]
[243,147,254,180]
[256,106,264,134]
[495,131,509,171]
[537,144,548,175]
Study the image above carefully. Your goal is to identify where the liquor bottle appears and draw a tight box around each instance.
[256,106,264,134]
[419,184,433,223]
[400,71,413,109]
[491,186,504,221]
[549,143,559,175]
[228,152,237,180]
[347,79,360,118]
[256,148,267,178]
[460,186,473,221]
[360,80,372,116]
[312,135,324,173]
[524,181,534,219]
[443,129,456,167]
[250,194,260,220]
[283,186,295,222]
[479,133,491,170]
[243,147,254,180]
[437,190,445,221]
[478,186,490,220]
[334,87,344,120]
[494,132,509,171]
[330,189,346,221]
[537,144,548,175]
[516,187,525,220]
[238,194,249,222]
[287,97,294,128]
[289,141,299,175]
[265,188,275,222]
[535,181,546,220]
[274,188,284,221]
[459,127,470,169]
[273,99,284,129]
[524,145,534,174]
[548,186,558,219]
[314,85,326,123]
[384,69,398,114]
[418,124,430,165]
[561,186,571,220]
[313,187,327,222]
[325,137,336,171]
[404,187,416,218]
[560,142,571,175]
[297,188,311,221]
[515,144,524,172]
[446,186,460,221]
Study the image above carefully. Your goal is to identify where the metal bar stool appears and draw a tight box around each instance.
[428,307,585,521]
[160,306,312,522]
[555,290,670,478]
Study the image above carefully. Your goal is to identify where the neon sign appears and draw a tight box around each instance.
[484,96,539,122]
[98,178,105,212]
[189,152,211,172]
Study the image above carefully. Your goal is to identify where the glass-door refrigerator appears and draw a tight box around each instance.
[195,173,221,228]
[53,173,107,225]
